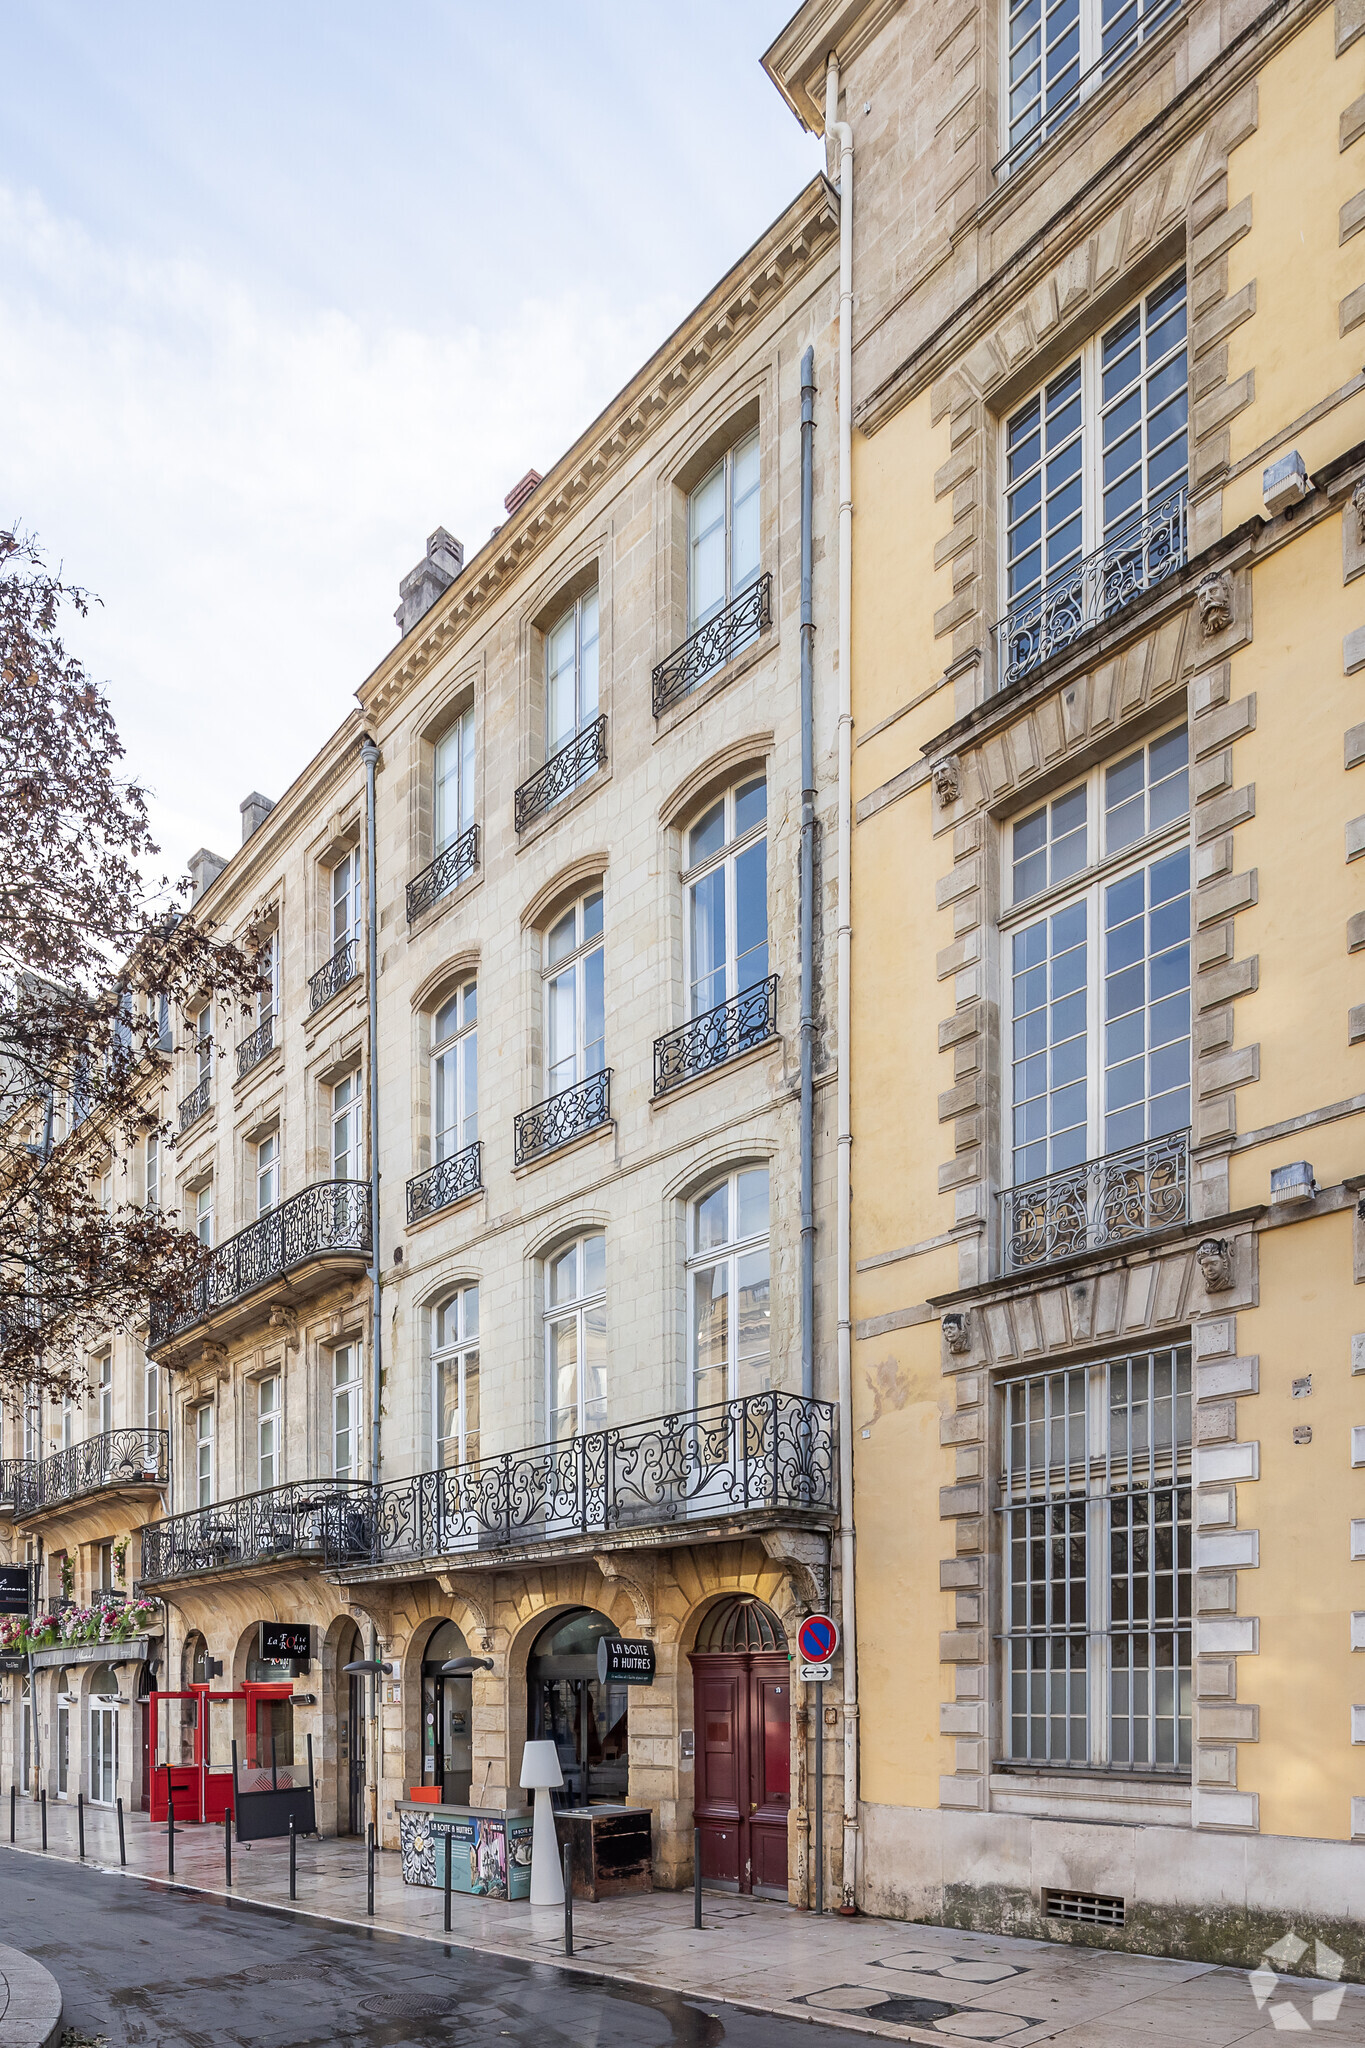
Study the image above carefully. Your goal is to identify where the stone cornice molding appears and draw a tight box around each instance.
[761,0,903,133]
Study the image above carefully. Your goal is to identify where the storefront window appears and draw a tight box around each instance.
[420,1619,473,1805]
[526,1607,628,1806]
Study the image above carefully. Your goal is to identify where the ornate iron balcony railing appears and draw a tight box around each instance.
[149,1179,371,1349]
[514,1071,611,1167]
[514,716,608,832]
[138,1478,373,1585]
[14,1429,169,1517]
[407,1140,482,1224]
[368,1391,836,1564]
[406,823,479,923]
[1001,1129,1190,1274]
[308,938,358,1014]
[652,572,772,717]
[654,976,778,1097]
[178,1076,211,1133]
[990,491,1186,695]
[0,1460,31,1511]
[235,1014,275,1080]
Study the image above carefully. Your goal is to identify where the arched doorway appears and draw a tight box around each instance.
[246,1634,295,1771]
[526,1608,627,1806]
[88,1663,122,1806]
[688,1596,790,1898]
[337,1621,367,1835]
[419,1620,473,1806]
[182,1632,209,1686]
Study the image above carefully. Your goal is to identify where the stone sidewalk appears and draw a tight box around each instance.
[7,1797,1365,2046]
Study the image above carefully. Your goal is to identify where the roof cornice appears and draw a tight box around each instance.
[761,0,903,133]
[356,177,840,725]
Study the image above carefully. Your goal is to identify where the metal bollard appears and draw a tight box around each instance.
[563,1841,574,1957]
[77,1790,85,1859]
[366,1822,375,1916]
[693,1825,703,1930]
[224,1806,232,1888]
[40,1788,47,1850]
[289,1815,296,1901]
[167,1784,175,1879]
[116,1796,126,1866]
[9,1784,14,1845]
[443,1830,452,1934]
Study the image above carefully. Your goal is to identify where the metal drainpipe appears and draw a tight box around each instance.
[825,50,859,1917]
[360,734,383,1838]
[800,344,817,1406]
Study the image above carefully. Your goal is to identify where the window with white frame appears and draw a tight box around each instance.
[99,1163,113,1214]
[194,1007,212,1084]
[331,848,362,958]
[195,1402,214,1508]
[332,1073,363,1181]
[145,1133,160,1212]
[1002,1347,1192,1769]
[432,983,477,1160]
[434,709,476,851]
[1004,0,1180,172]
[546,590,599,758]
[97,1353,113,1435]
[685,776,768,1017]
[433,1288,480,1468]
[255,1132,279,1217]
[257,929,279,1021]
[195,1181,214,1248]
[544,892,604,1097]
[688,1167,770,1411]
[545,1235,605,1440]
[689,430,760,635]
[257,1375,280,1489]
[23,1385,40,1461]
[144,1352,160,1435]
[1000,273,1188,673]
[61,1393,76,1451]
[332,1343,361,1480]
[1006,726,1190,1189]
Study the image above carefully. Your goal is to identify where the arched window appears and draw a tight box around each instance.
[434,1286,479,1468]
[432,981,477,1159]
[689,1167,770,1409]
[685,777,767,1018]
[434,709,475,852]
[544,891,604,1096]
[545,1233,605,1439]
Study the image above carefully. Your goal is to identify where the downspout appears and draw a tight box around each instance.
[360,734,383,1837]
[826,50,860,1917]
[799,344,816,1406]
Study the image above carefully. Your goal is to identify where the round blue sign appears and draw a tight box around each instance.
[798,1613,838,1662]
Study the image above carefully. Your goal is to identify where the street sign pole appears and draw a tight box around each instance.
[797,1613,839,1918]
[814,1677,824,1917]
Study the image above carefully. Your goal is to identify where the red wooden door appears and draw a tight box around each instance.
[689,1649,791,1896]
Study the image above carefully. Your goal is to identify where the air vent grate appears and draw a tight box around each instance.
[1044,1887,1126,1927]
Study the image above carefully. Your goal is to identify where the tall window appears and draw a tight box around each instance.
[545,1235,605,1440]
[1003,1348,1192,1768]
[1007,727,1190,1186]
[99,1164,113,1214]
[145,1133,160,1213]
[195,1182,214,1247]
[61,1393,76,1450]
[144,1352,160,1435]
[23,1385,39,1461]
[689,430,760,634]
[686,776,768,1016]
[332,1073,363,1181]
[1005,0,1180,170]
[195,1403,214,1508]
[688,1168,770,1409]
[1003,273,1187,647]
[432,983,477,1159]
[544,891,604,1096]
[434,709,475,850]
[434,1289,480,1468]
[255,1133,279,1216]
[194,1007,212,1085]
[546,590,599,757]
[332,1343,361,1480]
[257,1376,280,1489]
[97,1354,113,1435]
[332,848,361,958]
[258,929,279,1021]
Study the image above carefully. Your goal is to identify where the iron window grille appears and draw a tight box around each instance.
[654,975,778,1096]
[177,1076,211,1133]
[308,937,358,1014]
[513,1070,611,1167]
[15,1429,169,1516]
[236,1014,275,1080]
[406,1140,483,1224]
[406,822,479,923]
[149,1178,371,1349]
[514,715,607,832]
[652,572,772,717]
[138,1478,374,1583]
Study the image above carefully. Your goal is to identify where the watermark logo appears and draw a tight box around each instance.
[1249,1934,1347,2031]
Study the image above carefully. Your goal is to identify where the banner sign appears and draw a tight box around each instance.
[259,1621,311,1665]
[0,1566,30,1617]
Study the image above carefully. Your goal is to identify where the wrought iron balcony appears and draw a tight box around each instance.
[406,1140,482,1224]
[1001,1129,1190,1274]
[990,491,1186,695]
[308,938,358,1015]
[138,1479,373,1585]
[178,1076,211,1133]
[235,1014,275,1080]
[652,573,772,717]
[514,716,607,832]
[14,1430,169,1517]
[0,1460,30,1512]
[654,976,778,1097]
[367,1392,836,1565]
[148,1179,371,1350]
[406,824,479,923]
[514,1070,611,1167]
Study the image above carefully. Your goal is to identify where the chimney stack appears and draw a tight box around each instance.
[240,792,275,843]
[188,848,228,902]
[504,470,543,518]
[395,527,464,638]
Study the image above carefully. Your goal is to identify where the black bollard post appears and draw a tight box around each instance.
[40,1788,47,1849]
[443,1828,452,1934]
[563,1841,574,1958]
[225,1805,232,1888]
[167,1782,175,1879]
[367,1821,375,1916]
[289,1814,296,1901]
[9,1783,14,1844]
[77,1790,85,1859]
[693,1825,703,1930]
[116,1796,126,1866]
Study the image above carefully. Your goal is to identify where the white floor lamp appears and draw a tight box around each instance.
[519,1739,564,1906]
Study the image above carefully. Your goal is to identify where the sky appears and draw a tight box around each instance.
[1,3,820,882]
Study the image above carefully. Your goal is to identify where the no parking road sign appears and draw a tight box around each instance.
[798,1612,839,1681]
